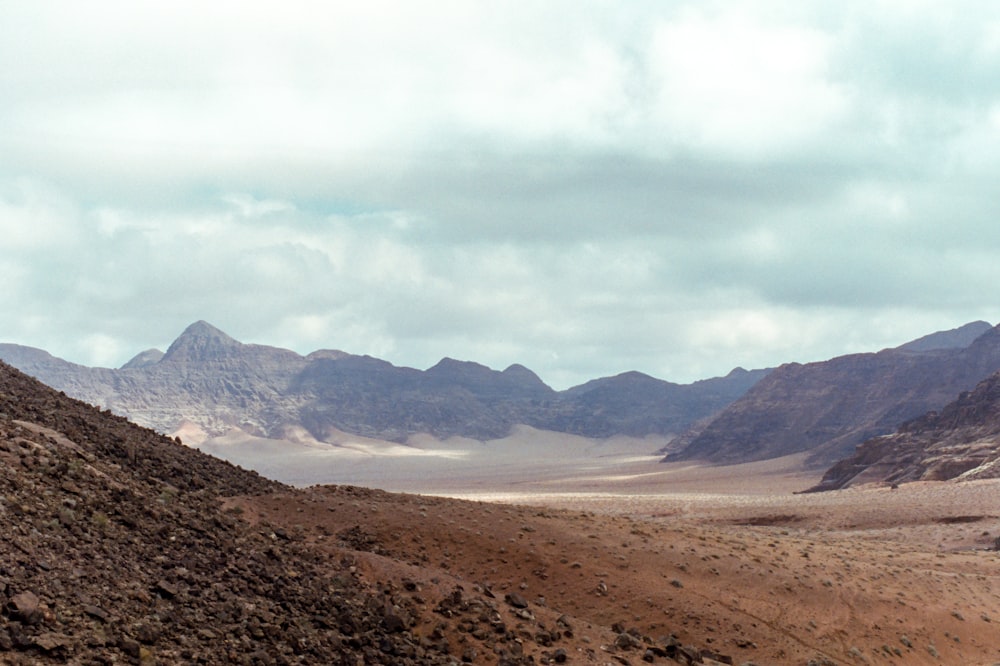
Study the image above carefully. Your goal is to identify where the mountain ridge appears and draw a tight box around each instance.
[808,369,1000,490]
[668,321,1000,467]
[893,320,992,353]
[9,319,995,472]
[0,322,769,445]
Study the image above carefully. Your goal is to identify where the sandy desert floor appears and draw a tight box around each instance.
[192,424,680,491]
[212,428,1000,665]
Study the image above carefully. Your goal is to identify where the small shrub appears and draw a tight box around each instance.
[91,511,110,530]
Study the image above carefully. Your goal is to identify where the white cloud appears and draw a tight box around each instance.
[222,194,295,219]
[2,2,1000,387]
[0,179,80,248]
[645,10,847,157]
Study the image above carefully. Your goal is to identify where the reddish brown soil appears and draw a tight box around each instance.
[230,471,1000,666]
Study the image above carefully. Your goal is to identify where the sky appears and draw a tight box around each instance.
[3,1,1000,390]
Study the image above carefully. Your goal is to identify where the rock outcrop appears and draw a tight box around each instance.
[808,370,1000,490]
[668,322,1000,466]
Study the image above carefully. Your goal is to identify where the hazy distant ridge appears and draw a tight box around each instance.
[0,320,768,444]
[669,321,1000,466]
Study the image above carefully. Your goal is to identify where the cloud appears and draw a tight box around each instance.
[2,2,1000,387]
[644,11,847,158]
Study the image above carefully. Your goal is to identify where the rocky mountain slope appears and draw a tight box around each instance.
[809,369,1000,490]
[0,360,458,664]
[667,321,1000,466]
[0,321,767,444]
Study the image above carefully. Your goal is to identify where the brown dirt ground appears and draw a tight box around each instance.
[226,457,1000,666]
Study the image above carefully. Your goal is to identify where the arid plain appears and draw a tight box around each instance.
[200,427,1000,665]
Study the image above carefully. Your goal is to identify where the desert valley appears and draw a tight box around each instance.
[9,2,1000,664]
[2,321,1000,665]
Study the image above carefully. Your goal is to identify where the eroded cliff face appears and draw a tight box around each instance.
[669,323,1000,467]
[0,321,766,444]
[810,371,1000,491]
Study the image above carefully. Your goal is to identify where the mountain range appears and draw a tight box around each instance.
[6,319,1000,490]
[0,320,768,444]
[666,320,1000,467]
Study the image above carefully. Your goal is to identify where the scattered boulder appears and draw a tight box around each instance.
[505,592,530,609]
[6,591,42,625]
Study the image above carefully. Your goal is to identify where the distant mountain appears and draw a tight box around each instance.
[893,320,992,353]
[161,318,243,362]
[550,367,769,439]
[120,348,165,369]
[810,370,1000,490]
[667,322,1000,467]
[0,321,768,444]
[0,343,120,406]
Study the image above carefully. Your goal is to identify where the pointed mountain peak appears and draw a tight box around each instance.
[162,321,242,362]
[180,320,236,340]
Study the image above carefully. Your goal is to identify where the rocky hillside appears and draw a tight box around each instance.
[667,321,1000,466]
[0,360,467,664]
[809,370,1000,490]
[0,321,767,444]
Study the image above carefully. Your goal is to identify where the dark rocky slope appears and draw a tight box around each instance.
[809,370,1000,491]
[0,321,767,443]
[0,360,472,664]
[668,321,1000,467]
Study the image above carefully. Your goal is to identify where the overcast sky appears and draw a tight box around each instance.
[2,1,1000,389]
